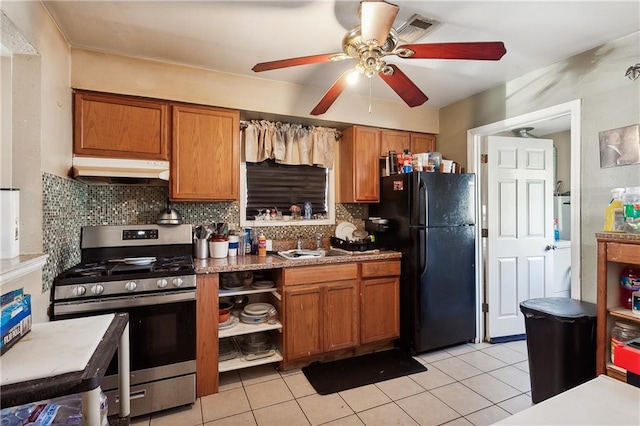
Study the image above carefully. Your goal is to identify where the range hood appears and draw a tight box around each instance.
[72,156,170,186]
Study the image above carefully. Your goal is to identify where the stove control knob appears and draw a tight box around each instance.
[125,281,137,291]
[157,279,168,288]
[91,284,104,295]
[73,286,86,297]
[172,277,184,287]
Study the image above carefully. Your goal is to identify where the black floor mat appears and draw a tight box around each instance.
[302,349,427,395]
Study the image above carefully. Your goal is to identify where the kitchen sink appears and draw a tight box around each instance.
[277,249,349,260]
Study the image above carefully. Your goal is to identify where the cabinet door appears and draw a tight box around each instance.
[360,277,400,344]
[338,126,380,203]
[171,104,239,201]
[73,91,169,160]
[285,285,323,360]
[411,133,436,154]
[324,280,359,351]
[380,130,410,157]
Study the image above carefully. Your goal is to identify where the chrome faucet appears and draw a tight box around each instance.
[315,233,323,250]
[296,235,303,250]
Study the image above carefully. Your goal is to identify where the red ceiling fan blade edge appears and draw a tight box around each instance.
[310,70,352,116]
[378,64,428,108]
[252,53,344,72]
[398,42,507,61]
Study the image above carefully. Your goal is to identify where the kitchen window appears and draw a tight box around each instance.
[240,160,336,227]
[239,120,338,227]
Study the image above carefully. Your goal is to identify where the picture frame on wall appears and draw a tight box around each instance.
[599,124,640,168]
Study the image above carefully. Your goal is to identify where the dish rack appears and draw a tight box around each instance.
[330,237,375,252]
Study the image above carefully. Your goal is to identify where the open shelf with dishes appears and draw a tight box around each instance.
[596,233,640,383]
[218,269,283,372]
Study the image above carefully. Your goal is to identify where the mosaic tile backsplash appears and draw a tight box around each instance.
[42,173,365,290]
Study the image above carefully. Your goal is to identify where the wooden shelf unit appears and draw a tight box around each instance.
[596,232,640,383]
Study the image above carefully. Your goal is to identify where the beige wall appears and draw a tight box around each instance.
[548,130,571,193]
[1,1,71,321]
[439,32,640,303]
[70,48,439,135]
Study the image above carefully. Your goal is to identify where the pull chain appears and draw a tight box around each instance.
[368,77,372,114]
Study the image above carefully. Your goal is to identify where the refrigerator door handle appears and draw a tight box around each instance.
[416,176,428,227]
[419,228,428,277]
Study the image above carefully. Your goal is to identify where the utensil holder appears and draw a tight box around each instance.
[194,239,209,259]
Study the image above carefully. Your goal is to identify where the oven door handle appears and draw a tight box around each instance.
[54,291,196,315]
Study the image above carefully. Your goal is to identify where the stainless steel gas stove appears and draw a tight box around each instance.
[50,224,197,418]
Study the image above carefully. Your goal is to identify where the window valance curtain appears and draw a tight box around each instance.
[241,120,340,169]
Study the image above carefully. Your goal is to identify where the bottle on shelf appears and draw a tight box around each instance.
[604,187,626,232]
[553,218,560,242]
[620,266,640,309]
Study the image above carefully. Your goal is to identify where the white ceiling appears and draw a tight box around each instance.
[43,0,639,119]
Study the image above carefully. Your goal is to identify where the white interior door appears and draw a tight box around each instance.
[486,135,554,339]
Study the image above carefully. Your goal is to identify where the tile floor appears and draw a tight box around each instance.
[131,341,533,426]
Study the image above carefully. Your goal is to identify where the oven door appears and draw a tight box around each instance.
[52,290,196,416]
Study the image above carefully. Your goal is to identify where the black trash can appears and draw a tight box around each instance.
[520,297,597,404]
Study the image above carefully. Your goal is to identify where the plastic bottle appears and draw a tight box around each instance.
[303,201,313,220]
[620,266,640,309]
[553,218,560,242]
[258,233,267,256]
[623,186,640,233]
[604,187,626,232]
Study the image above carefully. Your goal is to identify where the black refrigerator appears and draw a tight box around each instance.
[369,172,477,354]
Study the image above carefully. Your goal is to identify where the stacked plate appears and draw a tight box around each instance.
[251,280,275,290]
[239,302,273,324]
[219,315,239,330]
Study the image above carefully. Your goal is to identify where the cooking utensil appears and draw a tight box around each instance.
[107,257,157,265]
[157,198,183,225]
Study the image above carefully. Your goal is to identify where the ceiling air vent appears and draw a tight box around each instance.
[396,14,441,43]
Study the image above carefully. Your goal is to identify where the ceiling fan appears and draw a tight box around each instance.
[252,0,507,116]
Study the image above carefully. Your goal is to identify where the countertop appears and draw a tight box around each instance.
[195,251,402,274]
[494,375,640,425]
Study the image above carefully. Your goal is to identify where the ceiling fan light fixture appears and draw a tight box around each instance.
[346,68,361,85]
[360,0,399,46]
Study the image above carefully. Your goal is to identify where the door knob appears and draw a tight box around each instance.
[545,244,557,251]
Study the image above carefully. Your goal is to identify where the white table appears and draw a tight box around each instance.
[494,375,640,425]
[1,313,130,425]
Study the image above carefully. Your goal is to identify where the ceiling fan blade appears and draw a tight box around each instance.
[310,70,352,116]
[360,0,399,45]
[378,64,428,107]
[252,53,345,72]
[398,42,507,60]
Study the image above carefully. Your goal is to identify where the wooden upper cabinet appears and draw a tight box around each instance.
[380,130,410,157]
[338,126,380,203]
[170,104,239,201]
[73,90,169,160]
[410,132,436,154]
[379,130,436,157]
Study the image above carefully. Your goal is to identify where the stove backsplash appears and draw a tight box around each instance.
[42,173,364,291]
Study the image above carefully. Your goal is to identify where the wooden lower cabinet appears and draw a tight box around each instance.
[281,260,399,367]
[360,276,400,344]
[285,284,324,360]
[284,279,359,360]
[324,281,359,351]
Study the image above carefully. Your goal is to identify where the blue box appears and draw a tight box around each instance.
[1,293,32,354]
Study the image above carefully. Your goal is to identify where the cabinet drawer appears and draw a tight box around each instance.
[606,242,640,264]
[284,264,358,286]
[361,260,401,278]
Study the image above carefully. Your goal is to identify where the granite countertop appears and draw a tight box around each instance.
[195,251,402,274]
